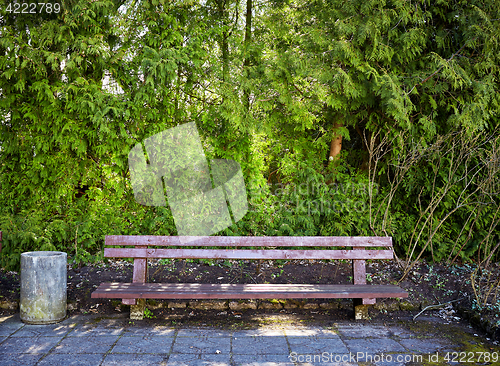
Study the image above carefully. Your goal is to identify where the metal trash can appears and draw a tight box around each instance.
[20,251,67,324]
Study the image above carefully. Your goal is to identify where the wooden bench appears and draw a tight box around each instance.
[91,236,408,320]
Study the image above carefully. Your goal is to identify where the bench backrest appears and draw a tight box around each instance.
[103,236,393,261]
[104,235,393,292]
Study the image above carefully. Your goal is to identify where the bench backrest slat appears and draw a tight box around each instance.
[104,248,394,261]
[105,236,392,248]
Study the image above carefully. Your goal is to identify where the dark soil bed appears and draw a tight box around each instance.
[1,259,499,341]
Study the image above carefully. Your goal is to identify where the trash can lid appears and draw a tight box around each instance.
[21,251,67,257]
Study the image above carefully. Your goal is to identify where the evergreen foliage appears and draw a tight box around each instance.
[1,0,499,271]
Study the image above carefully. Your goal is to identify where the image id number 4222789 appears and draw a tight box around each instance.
[5,2,61,14]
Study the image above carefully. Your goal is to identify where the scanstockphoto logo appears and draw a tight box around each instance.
[128,122,248,242]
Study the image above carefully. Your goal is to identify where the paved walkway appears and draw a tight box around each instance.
[0,313,498,365]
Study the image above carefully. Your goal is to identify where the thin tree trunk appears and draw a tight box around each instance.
[242,0,252,112]
[216,0,229,83]
[222,38,228,83]
[329,122,343,161]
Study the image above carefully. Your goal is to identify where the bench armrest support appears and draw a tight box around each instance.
[126,245,148,306]
[353,247,376,305]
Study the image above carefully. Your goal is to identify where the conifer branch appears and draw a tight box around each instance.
[407,39,476,95]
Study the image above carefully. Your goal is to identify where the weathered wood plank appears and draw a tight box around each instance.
[133,259,147,283]
[353,248,375,304]
[91,283,408,300]
[104,248,394,260]
[132,246,148,284]
[128,245,148,306]
[105,235,393,247]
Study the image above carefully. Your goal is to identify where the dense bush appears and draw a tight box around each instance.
[1,0,499,274]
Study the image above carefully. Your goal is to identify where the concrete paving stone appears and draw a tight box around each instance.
[298,354,359,365]
[287,337,349,354]
[166,353,231,365]
[11,323,76,337]
[232,336,289,355]
[284,328,339,338]
[111,335,174,353]
[344,338,407,354]
[296,363,356,366]
[373,353,428,366]
[95,318,128,327]
[385,327,416,339]
[176,329,232,338]
[336,324,393,338]
[296,361,357,366]
[0,353,44,366]
[372,360,405,366]
[0,314,22,324]
[59,315,91,325]
[0,317,23,325]
[233,329,285,337]
[37,353,106,365]
[0,315,495,366]
[233,353,295,365]
[0,336,60,354]
[399,338,452,353]
[0,325,23,337]
[0,320,24,336]
[103,353,169,366]
[67,323,124,337]
[52,335,119,354]
[289,353,358,366]
[351,351,408,365]
[123,326,176,337]
[172,336,231,354]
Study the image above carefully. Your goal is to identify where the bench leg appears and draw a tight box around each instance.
[352,256,376,320]
[130,299,146,320]
[353,299,372,320]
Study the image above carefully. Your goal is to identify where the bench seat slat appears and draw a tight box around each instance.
[104,248,393,260]
[91,283,408,300]
[105,235,393,247]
